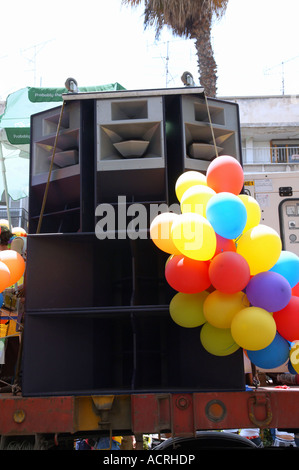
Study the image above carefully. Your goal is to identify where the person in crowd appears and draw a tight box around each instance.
[239,428,263,447]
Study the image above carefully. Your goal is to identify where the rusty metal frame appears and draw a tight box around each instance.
[131,389,299,435]
[0,388,299,438]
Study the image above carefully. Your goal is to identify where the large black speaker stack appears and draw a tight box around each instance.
[22,88,245,396]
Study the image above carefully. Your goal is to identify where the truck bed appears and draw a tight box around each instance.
[1,386,298,438]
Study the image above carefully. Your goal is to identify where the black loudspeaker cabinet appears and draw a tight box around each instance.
[22,305,245,396]
[23,88,245,396]
[29,99,95,234]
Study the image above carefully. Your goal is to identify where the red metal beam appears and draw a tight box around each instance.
[0,395,75,435]
[1,388,298,437]
[132,389,299,435]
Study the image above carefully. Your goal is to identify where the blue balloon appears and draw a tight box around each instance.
[247,333,290,369]
[206,192,247,239]
[0,293,3,306]
[270,250,299,288]
[246,271,291,312]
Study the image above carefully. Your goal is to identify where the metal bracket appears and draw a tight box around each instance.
[248,394,272,427]
[91,395,115,414]
[279,186,293,197]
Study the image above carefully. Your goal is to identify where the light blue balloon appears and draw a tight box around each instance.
[206,192,247,239]
[270,250,299,288]
[247,333,290,369]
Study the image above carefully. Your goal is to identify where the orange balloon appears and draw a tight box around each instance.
[0,250,25,285]
[0,261,11,291]
[206,155,244,195]
[150,212,181,255]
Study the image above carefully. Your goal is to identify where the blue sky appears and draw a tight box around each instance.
[1,0,299,99]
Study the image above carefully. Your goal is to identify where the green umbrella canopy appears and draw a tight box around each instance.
[0,83,125,200]
[0,83,125,145]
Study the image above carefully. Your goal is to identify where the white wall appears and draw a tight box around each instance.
[223,95,299,125]
[222,95,299,165]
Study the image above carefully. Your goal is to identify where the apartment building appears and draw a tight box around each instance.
[222,94,299,173]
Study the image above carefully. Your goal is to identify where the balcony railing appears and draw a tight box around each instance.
[242,146,299,164]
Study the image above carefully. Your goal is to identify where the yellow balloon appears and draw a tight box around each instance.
[150,212,182,255]
[175,171,207,202]
[181,185,216,218]
[290,341,299,374]
[236,224,282,275]
[200,322,240,356]
[231,306,276,351]
[203,290,250,329]
[169,291,209,328]
[238,194,261,233]
[171,213,216,261]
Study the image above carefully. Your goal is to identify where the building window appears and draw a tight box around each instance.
[271,140,299,163]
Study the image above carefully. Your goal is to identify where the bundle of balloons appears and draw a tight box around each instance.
[0,221,26,303]
[150,155,299,374]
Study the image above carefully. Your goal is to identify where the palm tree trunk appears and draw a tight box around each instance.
[193,12,217,97]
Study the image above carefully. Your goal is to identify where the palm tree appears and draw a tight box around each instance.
[122,0,228,97]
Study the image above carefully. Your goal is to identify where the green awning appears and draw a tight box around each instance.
[28,83,125,103]
[0,83,125,200]
[0,83,125,144]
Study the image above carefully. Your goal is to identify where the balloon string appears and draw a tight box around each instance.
[204,92,218,158]
[234,234,242,245]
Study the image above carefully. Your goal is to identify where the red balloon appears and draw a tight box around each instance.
[206,155,244,195]
[273,295,299,342]
[213,234,236,258]
[165,254,211,293]
[292,282,299,297]
[208,251,250,294]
